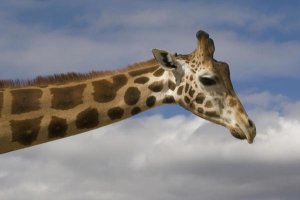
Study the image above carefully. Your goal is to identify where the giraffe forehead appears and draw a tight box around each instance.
[182,55,219,74]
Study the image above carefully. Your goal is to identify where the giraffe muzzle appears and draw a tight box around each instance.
[229,118,256,144]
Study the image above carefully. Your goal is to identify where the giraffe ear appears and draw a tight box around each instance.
[152,49,181,70]
[152,49,184,84]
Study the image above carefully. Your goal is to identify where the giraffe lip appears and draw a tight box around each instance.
[230,129,247,140]
[229,125,254,144]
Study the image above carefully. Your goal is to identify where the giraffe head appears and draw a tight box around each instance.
[152,30,256,143]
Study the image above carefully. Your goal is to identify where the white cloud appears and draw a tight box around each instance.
[282,101,300,119]
[241,91,300,119]
[240,91,288,110]
[1,98,300,200]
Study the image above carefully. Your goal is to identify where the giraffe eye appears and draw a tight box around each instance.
[199,76,217,86]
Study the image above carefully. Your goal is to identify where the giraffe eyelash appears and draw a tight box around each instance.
[199,76,217,86]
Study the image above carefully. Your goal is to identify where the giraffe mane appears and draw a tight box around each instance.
[0,59,158,89]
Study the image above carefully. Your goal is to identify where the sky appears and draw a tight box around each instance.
[0,0,300,199]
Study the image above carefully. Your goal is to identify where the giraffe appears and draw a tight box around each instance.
[0,30,256,154]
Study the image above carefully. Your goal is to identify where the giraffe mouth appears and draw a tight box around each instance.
[230,129,247,140]
[229,124,255,144]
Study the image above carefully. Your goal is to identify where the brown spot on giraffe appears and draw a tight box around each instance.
[238,106,244,113]
[131,107,142,115]
[148,81,164,92]
[48,116,68,138]
[229,98,237,107]
[76,107,99,129]
[11,89,42,114]
[198,107,204,113]
[134,77,149,84]
[50,84,86,110]
[153,68,165,77]
[92,80,114,103]
[124,87,141,105]
[168,80,176,91]
[188,88,195,97]
[146,96,156,107]
[205,111,220,118]
[92,74,128,103]
[185,83,190,93]
[178,99,184,107]
[205,101,213,108]
[129,66,158,77]
[107,107,124,120]
[163,96,176,104]
[195,93,205,104]
[177,85,183,95]
[10,116,43,146]
[0,92,3,117]
[214,98,224,109]
[190,102,196,110]
[184,96,191,104]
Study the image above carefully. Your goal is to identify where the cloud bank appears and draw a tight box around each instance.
[1,96,300,200]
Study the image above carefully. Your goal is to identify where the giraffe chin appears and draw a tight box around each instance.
[230,128,254,144]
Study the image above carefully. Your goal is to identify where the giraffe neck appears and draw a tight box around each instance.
[0,59,178,153]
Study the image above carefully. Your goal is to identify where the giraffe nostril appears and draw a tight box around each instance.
[248,119,254,128]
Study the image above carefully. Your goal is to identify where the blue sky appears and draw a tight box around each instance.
[1,1,300,199]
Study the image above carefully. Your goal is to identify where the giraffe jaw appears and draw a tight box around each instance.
[229,124,256,144]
